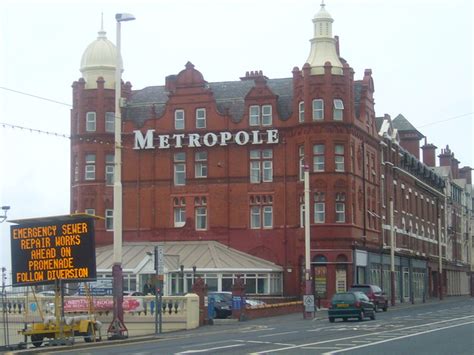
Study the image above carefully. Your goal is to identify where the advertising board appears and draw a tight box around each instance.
[10,215,96,286]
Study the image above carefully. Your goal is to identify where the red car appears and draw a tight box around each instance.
[349,284,388,312]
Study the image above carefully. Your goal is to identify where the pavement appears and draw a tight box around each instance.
[4,295,471,354]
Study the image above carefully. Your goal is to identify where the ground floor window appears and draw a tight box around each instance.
[168,271,282,295]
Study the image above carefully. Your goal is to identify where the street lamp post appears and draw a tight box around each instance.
[0,206,10,223]
[389,198,396,306]
[303,165,315,319]
[109,12,135,340]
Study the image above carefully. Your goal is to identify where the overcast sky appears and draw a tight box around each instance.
[0,0,472,279]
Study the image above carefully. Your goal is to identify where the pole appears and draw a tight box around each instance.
[154,246,159,335]
[390,198,396,306]
[303,166,314,318]
[1,267,8,348]
[438,216,443,300]
[108,15,129,339]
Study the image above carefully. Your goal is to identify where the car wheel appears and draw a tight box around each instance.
[358,310,365,321]
[343,318,348,322]
[329,317,335,323]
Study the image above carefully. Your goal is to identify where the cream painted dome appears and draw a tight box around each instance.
[80,29,122,89]
[305,3,343,75]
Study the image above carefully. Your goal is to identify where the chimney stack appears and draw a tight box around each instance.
[421,138,437,167]
[459,166,473,184]
[438,145,453,167]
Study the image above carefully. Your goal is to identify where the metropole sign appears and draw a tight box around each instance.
[133,128,279,150]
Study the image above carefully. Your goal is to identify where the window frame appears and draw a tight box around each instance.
[174,152,186,186]
[299,145,305,181]
[86,112,96,132]
[335,193,346,223]
[105,209,113,230]
[335,144,345,172]
[261,105,272,126]
[249,105,260,126]
[85,153,96,180]
[333,99,344,121]
[313,144,325,172]
[175,109,185,130]
[105,112,115,133]
[194,151,208,178]
[196,108,206,129]
[105,153,114,185]
[174,207,186,227]
[195,206,207,230]
[298,101,305,123]
[312,99,324,120]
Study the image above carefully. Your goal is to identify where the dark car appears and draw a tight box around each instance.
[328,291,376,323]
[208,292,233,319]
[349,284,388,312]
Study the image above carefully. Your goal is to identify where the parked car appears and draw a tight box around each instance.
[245,299,266,307]
[208,292,233,319]
[123,291,145,296]
[349,284,388,312]
[328,291,376,323]
[207,292,265,318]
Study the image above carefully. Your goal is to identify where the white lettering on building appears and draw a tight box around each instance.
[133,129,279,150]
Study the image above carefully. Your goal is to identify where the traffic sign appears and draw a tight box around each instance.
[303,295,315,312]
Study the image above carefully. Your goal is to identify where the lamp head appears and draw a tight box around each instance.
[115,13,136,22]
[1,206,10,211]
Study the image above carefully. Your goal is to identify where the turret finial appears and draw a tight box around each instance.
[98,12,106,39]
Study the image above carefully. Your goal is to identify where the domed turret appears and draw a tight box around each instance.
[305,2,343,75]
[80,28,122,89]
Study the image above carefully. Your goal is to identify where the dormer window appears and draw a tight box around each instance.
[249,105,272,126]
[333,99,344,121]
[312,99,324,120]
[175,109,185,130]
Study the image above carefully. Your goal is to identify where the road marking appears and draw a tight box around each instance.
[351,340,372,343]
[323,320,474,354]
[240,327,274,333]
[251,315,474,354]
[258,331,298,338]
[176,343,245,354]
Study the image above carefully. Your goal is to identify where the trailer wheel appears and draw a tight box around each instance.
[31,334,44,348]
[84,324,94,343]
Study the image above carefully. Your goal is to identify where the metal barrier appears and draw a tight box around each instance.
[1,286,199,350]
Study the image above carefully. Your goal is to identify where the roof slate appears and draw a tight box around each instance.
[124,78,294,124]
